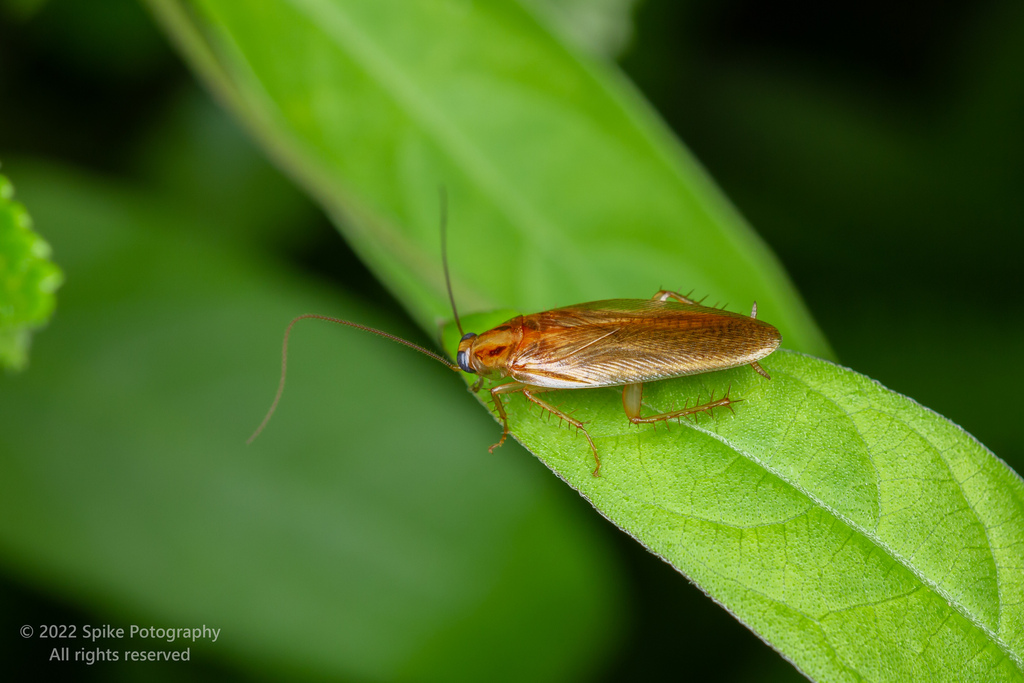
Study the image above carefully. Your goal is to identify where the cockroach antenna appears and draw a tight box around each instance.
[246,313,460,444]
[439,186,465,338]
[247,191,463,445]
[249,190,782,478]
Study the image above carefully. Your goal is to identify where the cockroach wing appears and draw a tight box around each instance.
[507,299,781,389]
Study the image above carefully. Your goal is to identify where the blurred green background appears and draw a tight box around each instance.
[1,0,1020,681]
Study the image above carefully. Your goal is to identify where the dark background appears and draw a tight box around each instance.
[2,0,1020,680]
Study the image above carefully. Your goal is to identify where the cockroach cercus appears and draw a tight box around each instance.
[249,197,782,477]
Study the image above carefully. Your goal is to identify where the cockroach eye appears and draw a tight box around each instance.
[457,349,476,374]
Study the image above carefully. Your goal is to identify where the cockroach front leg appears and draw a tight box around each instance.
[622,382,736,427]
[488,382,602,477]
[487,382,526,454]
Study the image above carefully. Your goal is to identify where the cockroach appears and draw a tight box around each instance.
[249,194,781,477]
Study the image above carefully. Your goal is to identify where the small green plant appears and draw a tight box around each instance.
[0,172,63,371]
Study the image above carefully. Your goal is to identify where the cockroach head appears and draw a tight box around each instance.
[457,323,521,378]
[456,332,478,373]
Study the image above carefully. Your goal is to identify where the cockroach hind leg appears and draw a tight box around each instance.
[750,360,771,380]
[627,386,737,427]
[722,384,737,414]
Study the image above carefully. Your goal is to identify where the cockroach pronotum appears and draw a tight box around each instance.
[249,193,781,477]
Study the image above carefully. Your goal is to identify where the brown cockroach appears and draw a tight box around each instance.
[250,195,781,477]
[453,293,780,476]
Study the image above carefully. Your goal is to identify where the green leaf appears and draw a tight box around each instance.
[144,1,1024,679]
[0,161,622,681]
[0,171,63,371]
[519,0,642,58]
[146,0,831,359]
[444,313,1024,680]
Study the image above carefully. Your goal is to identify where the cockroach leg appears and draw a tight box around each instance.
[488,382,601,475]
[487,381,526,454]
[724,384,738,413]
[652,289,700,305]
[520,387,601,477]
[622,381,736,427]
[622,382,644,417]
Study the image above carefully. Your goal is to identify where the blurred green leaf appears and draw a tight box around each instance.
[520,0,641,58]
[146,0,831,359]
[1,0,47,21]
[0,161,622,681]
[442,311,1024,680]
[0,171,63,371]
[131,87,324,249]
